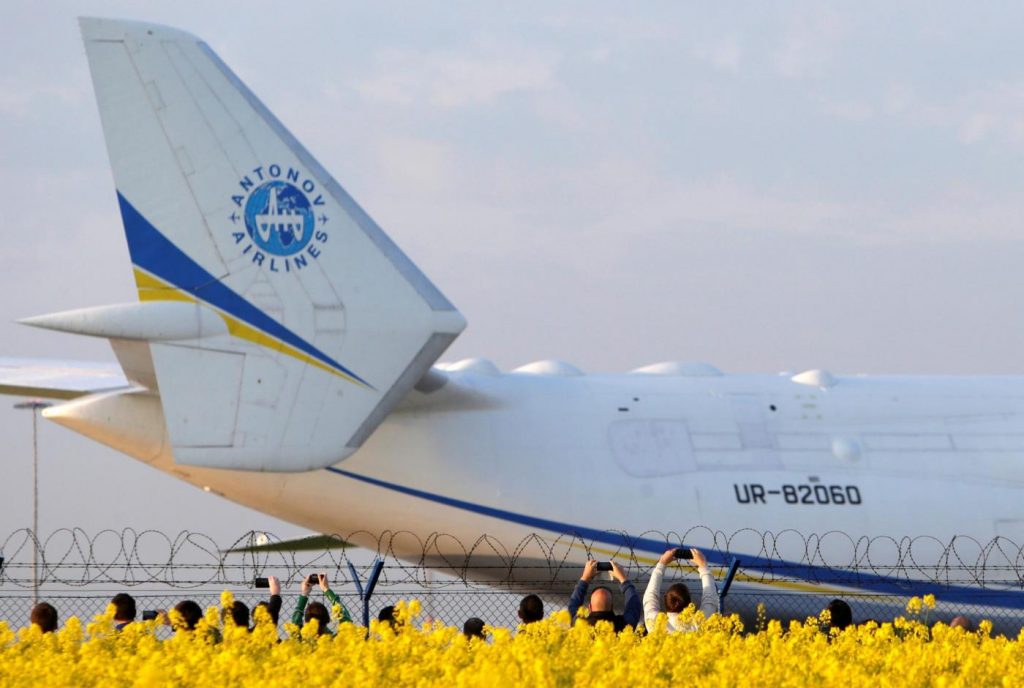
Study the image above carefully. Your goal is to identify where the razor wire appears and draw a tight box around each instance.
[1,527,1023,591]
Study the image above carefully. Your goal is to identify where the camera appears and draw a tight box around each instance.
[673,548,694,560]
[595,562,613,572]
[141,610,159,621]
[307,573,320,585]
[254,577,270,589]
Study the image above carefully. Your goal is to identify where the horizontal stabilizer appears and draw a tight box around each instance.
[225,533,351,554]
[0,358,128,400]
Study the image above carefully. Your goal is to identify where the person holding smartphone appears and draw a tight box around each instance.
[643,548,719,633]
[567,559,642,631]
[291,573,353,635]
[252,575,282,629]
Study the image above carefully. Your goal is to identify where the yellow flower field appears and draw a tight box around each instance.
[0,595,1020,687]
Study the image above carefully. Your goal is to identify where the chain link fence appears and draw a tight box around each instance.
[0,589,528,634]
[1,589,1013,635]
[2,528,1023,634]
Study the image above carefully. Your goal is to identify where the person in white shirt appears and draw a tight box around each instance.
[643,547,719,633]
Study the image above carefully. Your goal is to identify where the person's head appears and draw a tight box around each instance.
[378,605,397,628]
[173,600,203,631]
[826,599,852,631]
[30,602,58,633]
[224,600,249,628]
[304,602,331,635]
[110,593,136,623]
[950,615,973,631]
[664,583,692,614]
[589,586,613,613]
[254,601,279,626]
[518,594,544,624]
[463,617,485,639]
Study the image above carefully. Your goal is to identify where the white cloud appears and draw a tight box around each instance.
[454,154,1024,252]
[573,169,856,244]
[821,99,875,122]
[959,111,996,144]
[880,80,1024,148]
[0,79,87,117]
[585,46,612,64]
[773,10,848,79]
[955,81,1024,147]
[355,46,557,109]
[370,136,457,195]
[875,184,1024,242]
[693,35,743,74]
[816,79,1024,150]
[352,72,415,107]
[529,90,594,132]
[658,177,1024,245]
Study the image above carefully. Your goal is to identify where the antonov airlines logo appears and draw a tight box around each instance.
[229,164,329,272]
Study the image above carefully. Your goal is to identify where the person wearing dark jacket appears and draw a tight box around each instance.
[567,560,642,632]
[252,575,282,629]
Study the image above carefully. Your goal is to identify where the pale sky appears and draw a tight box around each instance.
[3,2,1024,541]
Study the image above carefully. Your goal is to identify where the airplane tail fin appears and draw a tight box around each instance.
[76,18,465,472]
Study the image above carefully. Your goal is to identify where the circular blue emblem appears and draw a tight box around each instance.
[243,180,315,257]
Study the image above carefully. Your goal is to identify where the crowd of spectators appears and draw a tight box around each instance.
[20,549,970,640]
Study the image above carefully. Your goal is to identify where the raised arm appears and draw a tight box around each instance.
[568,560,598,621]
[691,549,720,618]
[644,550,675,627]
[291,574,313,627]
[611,561,642,628]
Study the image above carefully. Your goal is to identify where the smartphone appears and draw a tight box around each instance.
[673,548,694,560]
[254,577,270,588]
[307,573,320,584]
[141,610,159,621]
[595,562,613,572]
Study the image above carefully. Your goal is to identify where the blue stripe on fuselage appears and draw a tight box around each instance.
[324,466,1024,609]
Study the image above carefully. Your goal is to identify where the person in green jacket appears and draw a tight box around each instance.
[291,572,352,635]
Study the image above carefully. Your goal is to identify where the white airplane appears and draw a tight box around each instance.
[3,18,1023,626]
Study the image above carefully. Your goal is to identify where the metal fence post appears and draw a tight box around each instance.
[718,557,741,615]
[347,558,384,628]
[346,561,365,623]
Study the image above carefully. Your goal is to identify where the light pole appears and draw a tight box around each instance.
[14,400,52,604]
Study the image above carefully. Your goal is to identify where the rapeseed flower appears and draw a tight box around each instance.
[0,595,1019,687]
